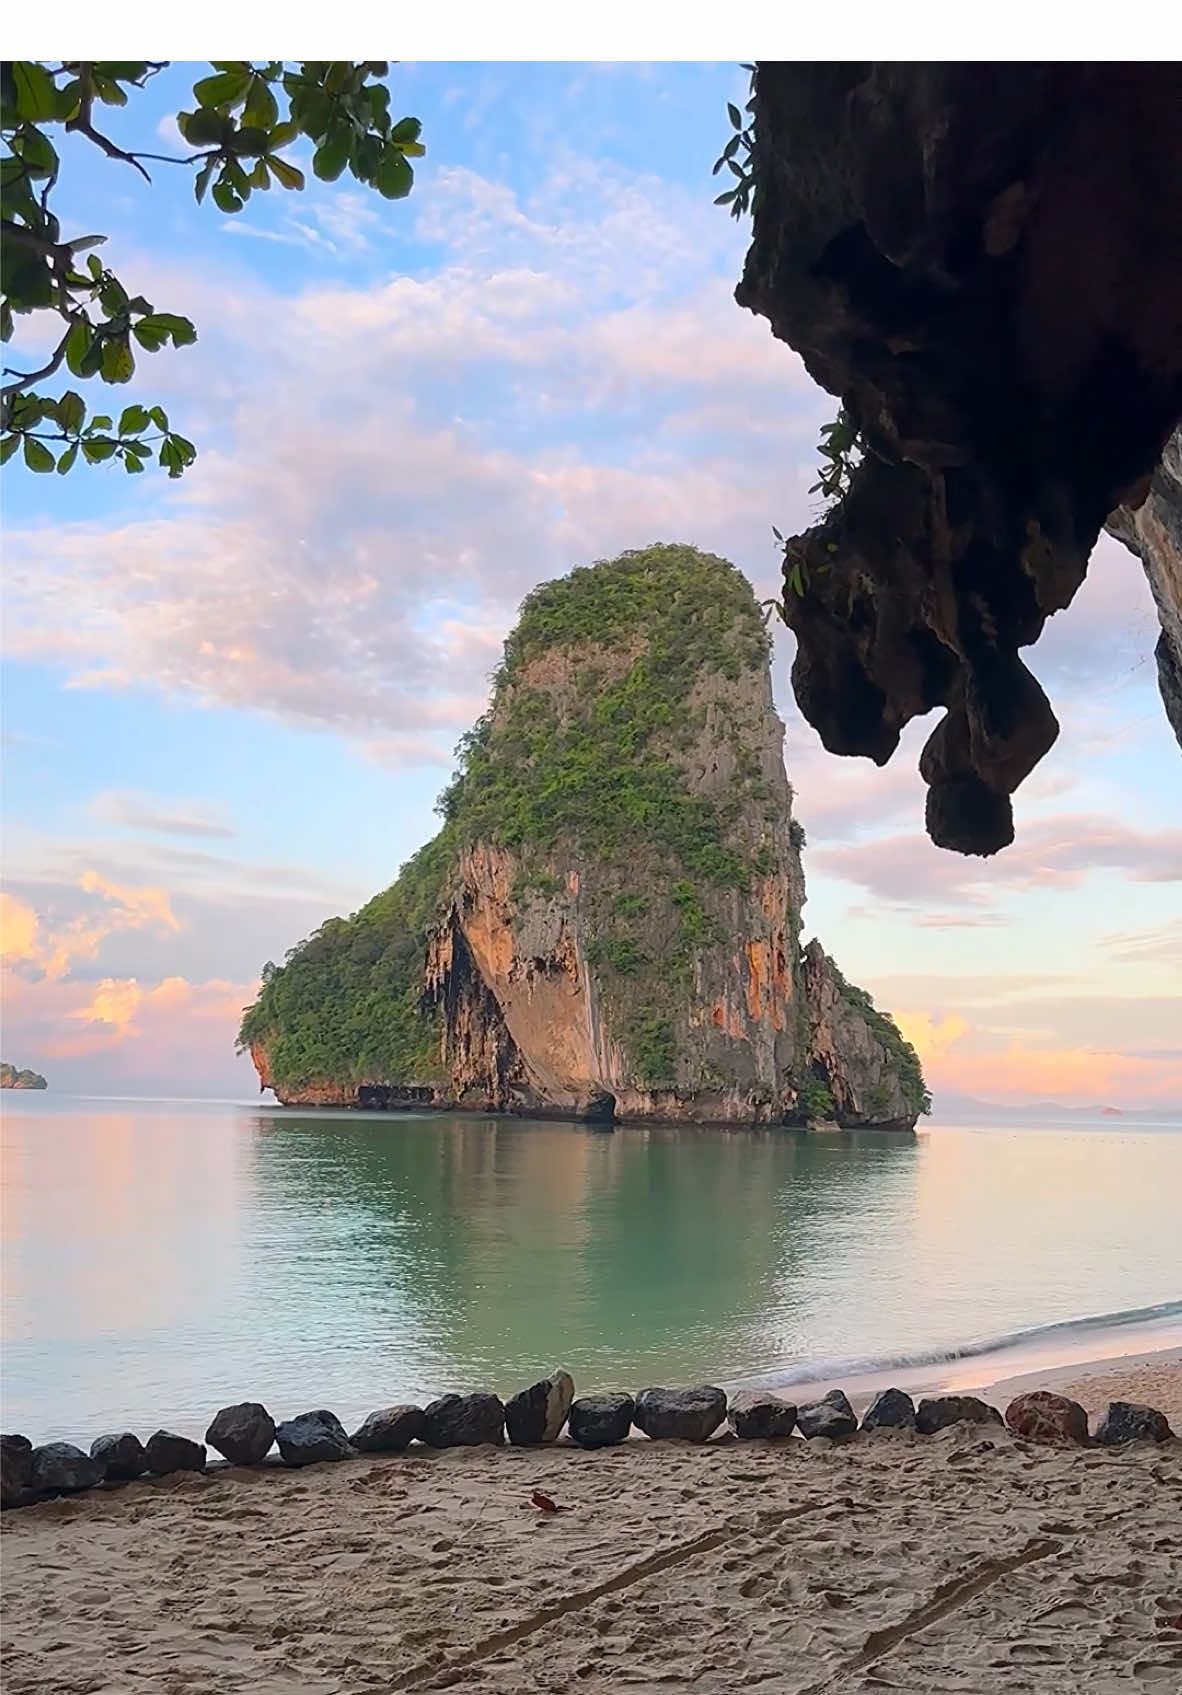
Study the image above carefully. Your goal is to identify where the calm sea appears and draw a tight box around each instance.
[2,1095,1180,1445]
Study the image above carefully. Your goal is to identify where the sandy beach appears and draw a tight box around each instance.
[3,1353,1180,1694]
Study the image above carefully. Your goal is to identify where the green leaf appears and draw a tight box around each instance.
[266,154,304,190]
[212,177,244,214]
[243,77,279,129]
[15,125,59,178]
[230,125,270,156]
[56,443,78,474]
[119,404,150,436]
[86,254,104,281]
[153,313,197,347]
[266,120,299,149]
[67,235,107,254]
[6,255,53,309]
[64,318,92,376]
[374,150,413,200]
[123,451,145,473]
[92,75,128,108]
[80,438,118,463]
[727,102,742,129]
[194,159,216,205]
[0,435,19,466]
[100,336,135,383]
[177,107,225,146]
[89,415,112,429]
[389,116,422,145]
[12,62,59,122]
[132,320,168,351]
[0,300,12,343]
[312,132,350,181]
[193,67,252,109]
[23,435,55,473]
[148,405,169,430]
[58,390,85,434]
[248,158,271,189]
[159,437,183,476]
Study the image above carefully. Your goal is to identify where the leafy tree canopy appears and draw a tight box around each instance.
[1,60,423,477]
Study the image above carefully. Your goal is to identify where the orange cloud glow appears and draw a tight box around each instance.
[894,1004,1182,1106]
[1,874,180,981]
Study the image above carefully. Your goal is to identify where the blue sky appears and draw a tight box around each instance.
[4,61,1180,1106]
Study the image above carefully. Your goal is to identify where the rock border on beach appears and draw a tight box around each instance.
[2,1376,1175,1510]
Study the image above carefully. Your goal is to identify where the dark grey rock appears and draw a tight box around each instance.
[634,1386,727,1443]
[31,1441,103,1494]
[861,1388,917,1431]
[144,1430,207,1475]
[421,1393,505,1448]
[727,1391,798,1438]
[796,1389,858,1440]
[205,1401,276,1466]
[568,1393,635,1448]
[275,1409,353,1466]
[505,1369,575,1445]
[2,1434,35,1508]
[350,1404,426,1453]
[90,1431,148,1479]
[1093,1401,1174,1446]
[915,1395,1003,1435]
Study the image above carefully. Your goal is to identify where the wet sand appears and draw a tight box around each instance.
[3,1358,1179,1693]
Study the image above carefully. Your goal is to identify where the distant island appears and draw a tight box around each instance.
[1,1063,47,1090]
[240,545,928,1129]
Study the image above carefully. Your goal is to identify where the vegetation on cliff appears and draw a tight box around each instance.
[1,1063,47,1089]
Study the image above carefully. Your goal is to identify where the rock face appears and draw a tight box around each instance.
[145,1431,207,1475]
[90,1431,148,1479]
[505,1371,575,1446]
[1,1063,47,1089]
[861,1388,917,1431]
[737,64,1182,853]
[205,1402,276,1466]
[1107,425,1182,747]
[2,1434,35,1507]
[31,1442,102,1494]
[1004,1391,1089,1445]
[351,1405,426,1453]
[1093,1401,1174,1445]
[727,1391,797,1438]
[568,1394,635,1449]
[796,1390,857,1440]
[240,547,927,1128]
[634,1387,727,1443]
[275,1410,352,1466]
[916,1396,1003,1436]
[421,1394,505,1448]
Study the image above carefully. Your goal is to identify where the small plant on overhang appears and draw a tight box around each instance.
[711,64,756,219]
[811,407,863,504]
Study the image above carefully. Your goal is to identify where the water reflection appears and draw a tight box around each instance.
[6,1099,1177,1446]
[243,1112,920,1399]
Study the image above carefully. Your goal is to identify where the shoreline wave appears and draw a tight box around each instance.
[730,1298,1182,1393]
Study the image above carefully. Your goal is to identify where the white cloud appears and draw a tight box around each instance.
[90,790,237,838]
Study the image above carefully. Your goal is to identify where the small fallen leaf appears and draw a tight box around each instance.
[530,1490,561,1512]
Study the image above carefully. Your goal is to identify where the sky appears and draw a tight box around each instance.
[3,61,1180,1112]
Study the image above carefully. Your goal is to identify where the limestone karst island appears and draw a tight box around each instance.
[1,1064,47,1091]
[239,545,928,1128]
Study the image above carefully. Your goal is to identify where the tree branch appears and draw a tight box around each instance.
[1,323,74,398]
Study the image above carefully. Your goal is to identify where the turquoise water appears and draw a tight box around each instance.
[2,1095,1180,1444]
